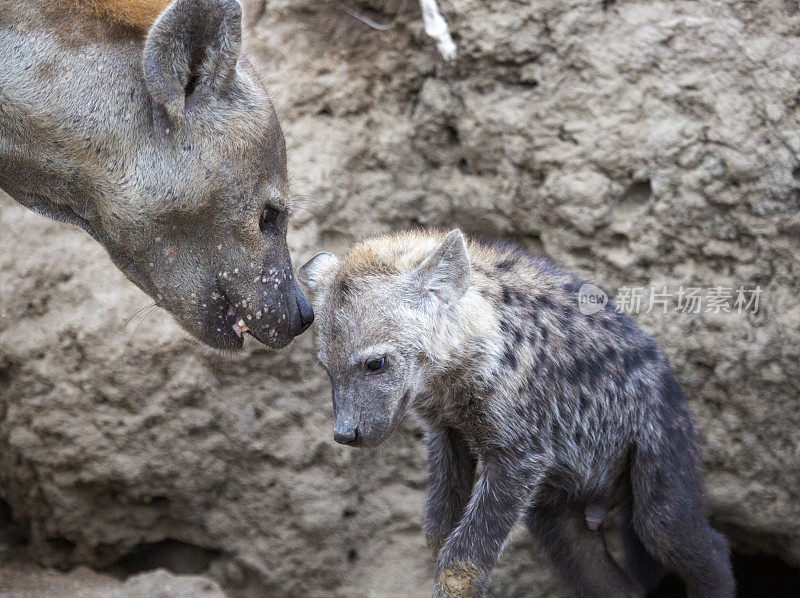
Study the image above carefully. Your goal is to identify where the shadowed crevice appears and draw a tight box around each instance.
[648,549,800,598]
[101,539,221,579]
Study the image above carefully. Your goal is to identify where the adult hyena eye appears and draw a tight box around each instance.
[259,205,280,233]
[365,357,387,373]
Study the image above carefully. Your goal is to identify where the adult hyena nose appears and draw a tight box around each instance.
[296,289,314,333]
[333,421,358,445]
[286,280,314,337]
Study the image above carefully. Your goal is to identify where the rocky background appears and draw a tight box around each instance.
[2,0,800,596]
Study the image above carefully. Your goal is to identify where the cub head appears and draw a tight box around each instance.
[299,230,471,447]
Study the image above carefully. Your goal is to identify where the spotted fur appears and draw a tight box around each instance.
[301,229,735,598]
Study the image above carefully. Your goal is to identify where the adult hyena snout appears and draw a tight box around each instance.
[277,279,314,340]
[275,271,314,338]
[220,252,314,349]
[294,285,314,334]
[253,274,314,347]
[270,258,314,340]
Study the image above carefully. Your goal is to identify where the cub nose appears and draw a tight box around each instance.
[333,423,358,445]
[296,290,314,334]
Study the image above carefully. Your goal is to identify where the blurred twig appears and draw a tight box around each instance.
[339,0,407,31]
[340,0,456,60]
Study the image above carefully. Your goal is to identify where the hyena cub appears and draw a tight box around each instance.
[299,230,735,598]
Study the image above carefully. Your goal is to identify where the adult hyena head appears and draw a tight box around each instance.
[0,0,313,349]
[299,230,473,447]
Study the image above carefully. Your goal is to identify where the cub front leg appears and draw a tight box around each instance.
[433,460,540,598]
[424,427,477,559]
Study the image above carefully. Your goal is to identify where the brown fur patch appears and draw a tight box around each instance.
[437,560,480,597]
[60,0,170,29]
[338,231,444,281]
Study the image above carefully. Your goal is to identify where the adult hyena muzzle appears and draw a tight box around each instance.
[219,251,314,349]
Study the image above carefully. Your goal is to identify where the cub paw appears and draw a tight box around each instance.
[435,560,480,598]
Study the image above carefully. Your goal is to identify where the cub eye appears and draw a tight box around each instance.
[365,357,387,373]
[259,205,280,233]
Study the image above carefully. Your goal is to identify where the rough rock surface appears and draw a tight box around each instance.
[0,563,225,598]
[1,0,799,596]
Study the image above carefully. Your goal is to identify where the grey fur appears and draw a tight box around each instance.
[301,229,735,598]
[0,0,313,349]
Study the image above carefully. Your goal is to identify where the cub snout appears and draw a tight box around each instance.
[333,421,359,445]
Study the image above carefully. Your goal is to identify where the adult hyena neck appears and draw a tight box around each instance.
[0,2,150,231]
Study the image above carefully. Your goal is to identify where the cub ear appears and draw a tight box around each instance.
[299,253,340,291]
[143,0,242,119]
[415,229,471,305]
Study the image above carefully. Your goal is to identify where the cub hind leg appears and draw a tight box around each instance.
[526,490,643,598]
[619,501,666,593]
[630,439,735,598]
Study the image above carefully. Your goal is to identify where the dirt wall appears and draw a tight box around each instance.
[1,1,799,596]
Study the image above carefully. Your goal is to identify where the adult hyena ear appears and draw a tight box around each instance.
[143,0,242,119]
[415,229,471,305]
[299,253,340,291]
